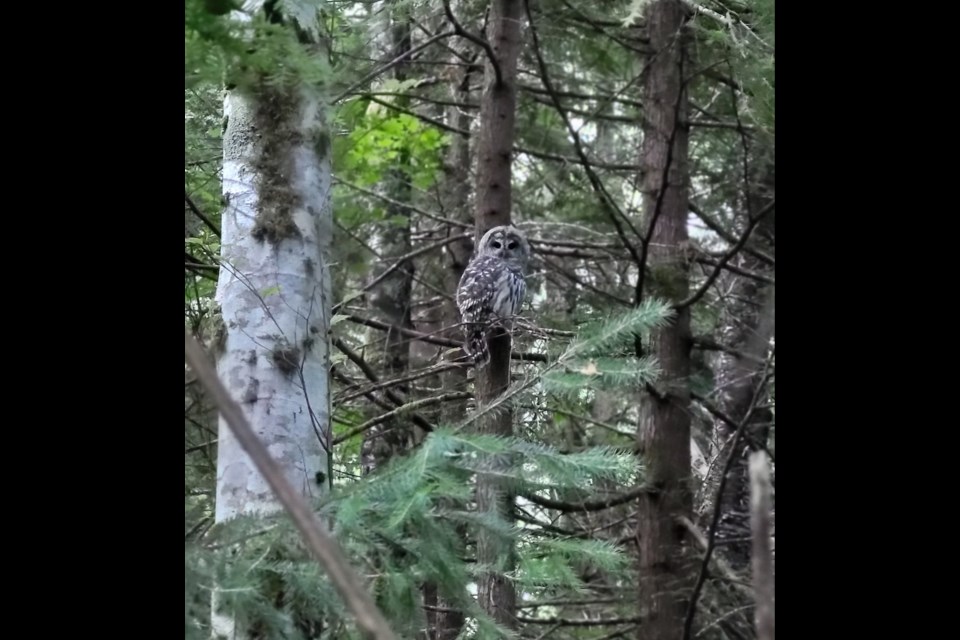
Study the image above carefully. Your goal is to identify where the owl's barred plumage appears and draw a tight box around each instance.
[456,225,530,367]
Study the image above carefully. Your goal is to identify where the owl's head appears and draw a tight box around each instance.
[477,225,530,267]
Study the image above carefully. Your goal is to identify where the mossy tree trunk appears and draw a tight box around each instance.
[212,2,333,636]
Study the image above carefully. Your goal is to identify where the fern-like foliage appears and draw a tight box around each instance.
[186,428,640,639]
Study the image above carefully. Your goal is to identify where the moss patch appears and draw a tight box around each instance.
[251,82,304,244]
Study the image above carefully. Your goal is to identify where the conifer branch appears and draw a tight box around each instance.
[524,0,644,266]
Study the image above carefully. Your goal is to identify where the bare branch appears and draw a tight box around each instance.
[333,392,471,445]
[334,29,456,103]
[523,0,643,267]
[442,0,503,86]
[344,314,549,362]
[185,191,221,238]
[523,485,652,512]
[676,199,774,309]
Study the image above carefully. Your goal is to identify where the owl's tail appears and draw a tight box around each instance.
[465,328,490,368]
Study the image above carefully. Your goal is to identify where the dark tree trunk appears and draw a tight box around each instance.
[472,0,524,629]
[423,30,476,640]
[636,2,694,638]
[361,5,415,474]
[712,163,775,571]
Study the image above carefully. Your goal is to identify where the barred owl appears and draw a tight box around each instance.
[456,225,531,366]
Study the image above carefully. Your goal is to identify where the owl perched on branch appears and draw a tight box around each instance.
[456,225,531,367]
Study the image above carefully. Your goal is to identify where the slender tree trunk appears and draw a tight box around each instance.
[212,4,332,636]
[636,2,693,638]
[215,85,332,518]
[424,29,476,640]
[472,0,524,630]
[749,451,775,640]
[711,163,775,570]
[361,2,415,475]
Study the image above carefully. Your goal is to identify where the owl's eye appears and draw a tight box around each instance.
[507,241,517,250]
[491,241,502,249]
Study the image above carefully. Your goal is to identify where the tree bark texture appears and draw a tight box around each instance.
[216,82,332,522]
[213,79,333,640]
[750,451,775,640]
[424,18,475,640]
[472,0,524,630]
[636,2,694,638]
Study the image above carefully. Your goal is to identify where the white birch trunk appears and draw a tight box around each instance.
[215,85,332,520]
[211,85,332,640]
[207,4,331,636]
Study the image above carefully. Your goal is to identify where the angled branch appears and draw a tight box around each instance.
[522,485,652,512]
[676,199,774,309]
[344,314,548,362]
[524,0,643,267]
[334,29,456,103]
[689,201,774,267]
[333,392,471,445]
[442,0,503,86]
[185,191,221,238]
[332,337,437,433]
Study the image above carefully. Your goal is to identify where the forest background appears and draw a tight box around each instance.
[184,0,775,638]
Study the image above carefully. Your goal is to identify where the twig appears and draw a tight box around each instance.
[332,392,471,445]
[333,30,456,103]
[185,191,221,238]
[676,200,774,309]
[682,352,774,640]
[522,485,651,512]
[332,232,472,314]
[442,0,503,86]
[344,314,548,362]
[183,331,398,640]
